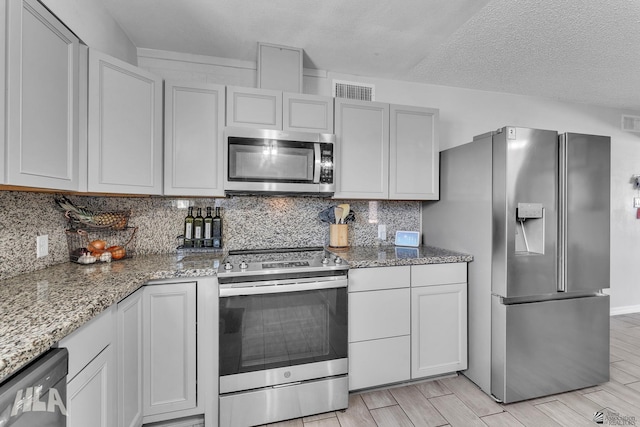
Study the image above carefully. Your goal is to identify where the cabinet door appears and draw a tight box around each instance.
[88,49,162,194]
[283,93,334,133]
[411,283,467,379]
[389,105,439,200]
[334,98,389,199]
[226,86,282,129]
[164,81,225,196]
[349,336,410,391]
[143,282,197,417]
[349,288,410,342]
[67,346,115,427]
[0,0,6,184]
[5,0,79,190]
[117,290,143,427]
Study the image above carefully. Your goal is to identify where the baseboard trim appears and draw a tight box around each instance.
[611,305,640,316]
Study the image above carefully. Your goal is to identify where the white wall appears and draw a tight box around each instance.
[139,49,640,314]
[40,0,137,64]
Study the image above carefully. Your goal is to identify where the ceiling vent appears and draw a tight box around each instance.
[621,115,640,133]
[332,79,375,101]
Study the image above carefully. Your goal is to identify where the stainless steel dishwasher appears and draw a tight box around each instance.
[0,348,68,426]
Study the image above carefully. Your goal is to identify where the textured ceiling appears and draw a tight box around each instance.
[100,0,640,111]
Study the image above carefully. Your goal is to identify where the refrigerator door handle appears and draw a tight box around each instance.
[558,134,567,292]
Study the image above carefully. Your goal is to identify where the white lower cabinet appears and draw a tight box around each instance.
[60,306,116,427]
[143,282,197,421]
[117,289,143,427]
[411,263,468,379]
[348,266,411,391]
[348,263,468,391]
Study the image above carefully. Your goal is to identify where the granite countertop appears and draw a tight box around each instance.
[0,252,224,382]
[0,245,471,383]
[330,245,473,268]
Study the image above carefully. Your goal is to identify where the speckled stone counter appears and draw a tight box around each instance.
[329,245,473,268]
[0,245,470,383]
[0,252,224,382]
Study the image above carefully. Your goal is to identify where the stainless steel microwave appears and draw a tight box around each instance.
[224,127,335,196]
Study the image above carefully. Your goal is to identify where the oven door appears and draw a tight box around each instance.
[218,278,348,394]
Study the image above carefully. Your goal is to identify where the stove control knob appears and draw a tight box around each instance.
[239,261,248,270]
[223,262,233,271]
[322,257,330,265]
[334,256,343,264]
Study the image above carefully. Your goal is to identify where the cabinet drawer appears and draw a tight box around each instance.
[411,263,466,287]
[349,336,410,390]
[349,288,410,342]
[60,305,115,381]
[349,266,410,292]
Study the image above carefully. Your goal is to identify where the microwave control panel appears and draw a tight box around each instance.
[319,143,334,184]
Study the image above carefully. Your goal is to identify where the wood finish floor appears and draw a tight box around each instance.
[264,313,640,427]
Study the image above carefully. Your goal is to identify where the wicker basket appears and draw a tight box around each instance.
[66,226,137,264]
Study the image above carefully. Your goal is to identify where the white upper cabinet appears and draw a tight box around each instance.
[334,98,440,201]
[164,81,225,196]
[283,93,334,133]
[389,105,439,200]
[334,98,390,199]
[88,49,163,194]
[226,86,282,130]
[5,0,80,190]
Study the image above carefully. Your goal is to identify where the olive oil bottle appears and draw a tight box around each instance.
[183,207,194,247]
[203,207,213,247]
[212,207,222,248]
[193,208,204,247]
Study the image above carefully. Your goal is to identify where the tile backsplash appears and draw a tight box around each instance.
[0,191,420,281]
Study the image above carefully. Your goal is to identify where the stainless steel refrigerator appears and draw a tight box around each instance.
[422,126,610,403]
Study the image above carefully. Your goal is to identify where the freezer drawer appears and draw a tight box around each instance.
[492,295,609,403]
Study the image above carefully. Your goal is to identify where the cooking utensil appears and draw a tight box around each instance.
[334,207,343,224]
[344,210,355,224]
[338,204,350,224]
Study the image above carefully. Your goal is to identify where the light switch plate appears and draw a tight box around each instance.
[634,197,640,208]
[395,231,420,247]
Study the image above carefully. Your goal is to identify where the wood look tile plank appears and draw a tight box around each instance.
[503,400,563,427]
[534,400,594,427]
[415,378,453,398]
[612,360,640,379]
[429,394,487,427]
[481,412,525,427]
[302,412,337,423]
[618,315,640,327]
[360,388,397,409]
[555,390,603,421]
[439,375,503,417]
[626,380,640,393]
[611,328,640,347]
[610,344,640,366]
[610,365,640,384]
[302,417,340,427]
[600,380,640,410]
[335,394,377,427]
[584,389,640,419]
[610,317,637,329]
[389,384,449,427]
[370,404,415,427]
[611,334,640,354]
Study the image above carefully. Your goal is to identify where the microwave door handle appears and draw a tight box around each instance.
[313,143,321,183]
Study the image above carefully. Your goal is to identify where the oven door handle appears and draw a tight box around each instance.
[220,278,347,297]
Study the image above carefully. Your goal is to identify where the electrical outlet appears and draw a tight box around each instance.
[378,224,386,241]
[634,197,640,208]
[36,235,48,258]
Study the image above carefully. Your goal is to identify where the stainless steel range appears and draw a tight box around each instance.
[217,247,349,427]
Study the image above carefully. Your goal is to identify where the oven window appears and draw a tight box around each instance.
[228,138,314,182]
[219,288,347,376]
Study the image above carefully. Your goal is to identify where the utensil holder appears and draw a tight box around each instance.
[329,224,348,248]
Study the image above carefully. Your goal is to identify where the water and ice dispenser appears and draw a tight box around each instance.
[515,202,545,254]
